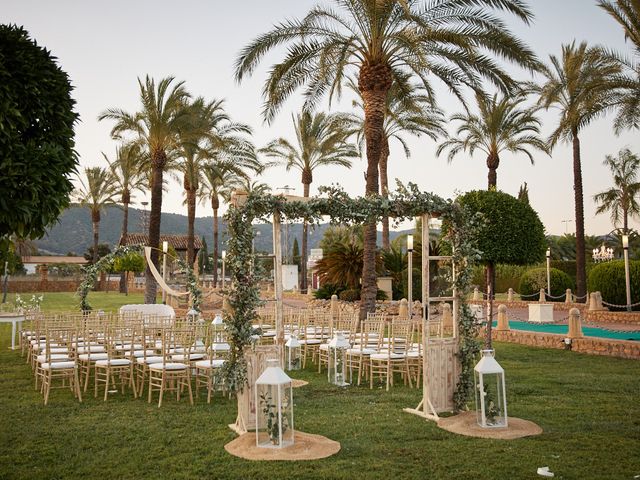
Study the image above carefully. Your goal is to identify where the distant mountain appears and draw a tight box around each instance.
[35,206,410,256]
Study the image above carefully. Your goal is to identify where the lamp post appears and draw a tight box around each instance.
[221,250,226,290]
[162,241,168,304]
[546,248,551,298]
[623,235,631,312]
[407,234,413,318]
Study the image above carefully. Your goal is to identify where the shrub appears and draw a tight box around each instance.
[338,289,360,301]
[588,260,640,311]
[519,267,574,302]
[471,263,528,294]
[313,283,345,300]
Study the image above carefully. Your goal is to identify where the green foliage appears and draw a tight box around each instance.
[588,260,640,310]
[338,288,360,301]
[0,240,24,275]
[519,267,575,301]
[457,190,546,265]
[292,237,301,267]
[0,25,79,239]
[112,252,145,274]
[313,283,345,300]
[224,183,479,408]
[76,245,201,312]
[83,244,111,264]
[471,263,529,293]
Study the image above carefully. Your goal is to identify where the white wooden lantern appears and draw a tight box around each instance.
[328,331,350,386]
[474,349,508,428]
[255,359,294,448]
[285,334,301,371]
[187,309,206,351]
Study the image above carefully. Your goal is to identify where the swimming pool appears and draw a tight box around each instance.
[492,320,640,342]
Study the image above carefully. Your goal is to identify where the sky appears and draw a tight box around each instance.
[4,0,640,236]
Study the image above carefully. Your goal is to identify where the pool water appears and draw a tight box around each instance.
[492,320,640,342]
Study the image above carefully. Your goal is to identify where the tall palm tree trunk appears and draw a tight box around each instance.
[186,187,197,266]
[358,62,391,325]
[301,181,310,292]
[212,196,220,287]
[487,152,499,189]
[119,191,130,294]
[144,152,166,304]
[380,136,390,250]
[91,210,100,264]
[572,129,586,301]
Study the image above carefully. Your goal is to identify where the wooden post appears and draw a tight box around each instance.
[273,212,284,363]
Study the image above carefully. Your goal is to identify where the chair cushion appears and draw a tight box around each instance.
[319,343,330,351]
[115,344,144,351]
[95,358,131,367]
[124,349,156,357]
[299,339,322,345]
[195,359,225,369]
[211,343,231,352]
[76,346,106,354]
[37,354,70,363]
[149,362,187,371]
[78,353,109,361]
[171,353,205,361]
[346,348,377,356]
[136,356,164,365]
[41,361,76,370]
[370,352,406,360]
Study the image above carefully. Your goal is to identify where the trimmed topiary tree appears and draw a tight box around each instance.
[0,25,79,239]
[588,260,640,311]
[519,267,574,302]
[458,190,546,347]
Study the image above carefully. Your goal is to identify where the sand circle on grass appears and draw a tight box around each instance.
[224,431,341,461]
[438,411,543,439]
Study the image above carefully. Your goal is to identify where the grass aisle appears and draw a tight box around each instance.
[0,324,638,479]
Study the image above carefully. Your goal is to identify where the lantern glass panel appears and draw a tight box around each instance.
[328,331,350,386]
[286,336,301,371]
[255,360,294,448]
[474,350,508,428]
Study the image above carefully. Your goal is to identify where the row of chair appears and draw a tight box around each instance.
[23,312,230,406]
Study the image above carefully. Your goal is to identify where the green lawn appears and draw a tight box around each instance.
[0,321,638,480]
[2,292,160,313]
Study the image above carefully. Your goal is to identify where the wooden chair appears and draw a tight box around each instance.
[147,327,194,407]
[94,325,137,401]
[346,313,385,385]
[195,325,230,403]
[369,319,413,391]
[40,326,82,405]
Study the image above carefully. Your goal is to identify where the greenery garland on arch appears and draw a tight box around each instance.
[76,245,202,313]
[221,182,482,410]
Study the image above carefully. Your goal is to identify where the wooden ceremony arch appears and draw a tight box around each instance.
[223,185,480,433]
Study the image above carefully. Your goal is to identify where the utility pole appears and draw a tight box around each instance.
[561,219,572,234]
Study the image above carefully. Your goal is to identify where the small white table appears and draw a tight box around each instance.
[528,304,554,323]
[0,312,25,350]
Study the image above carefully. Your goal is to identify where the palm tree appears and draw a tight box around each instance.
[200,162,248,287]
[437,92,548,189]
[537,42,622,301]
[177,97,256,266]
[99,76,192,303]
[105,142,146,293]
[235,0,539,321]
[261,110,358,292]
[594,148,640,233]
[598,0,640,132]
[75,167,118,263]
[347,75,446,249]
